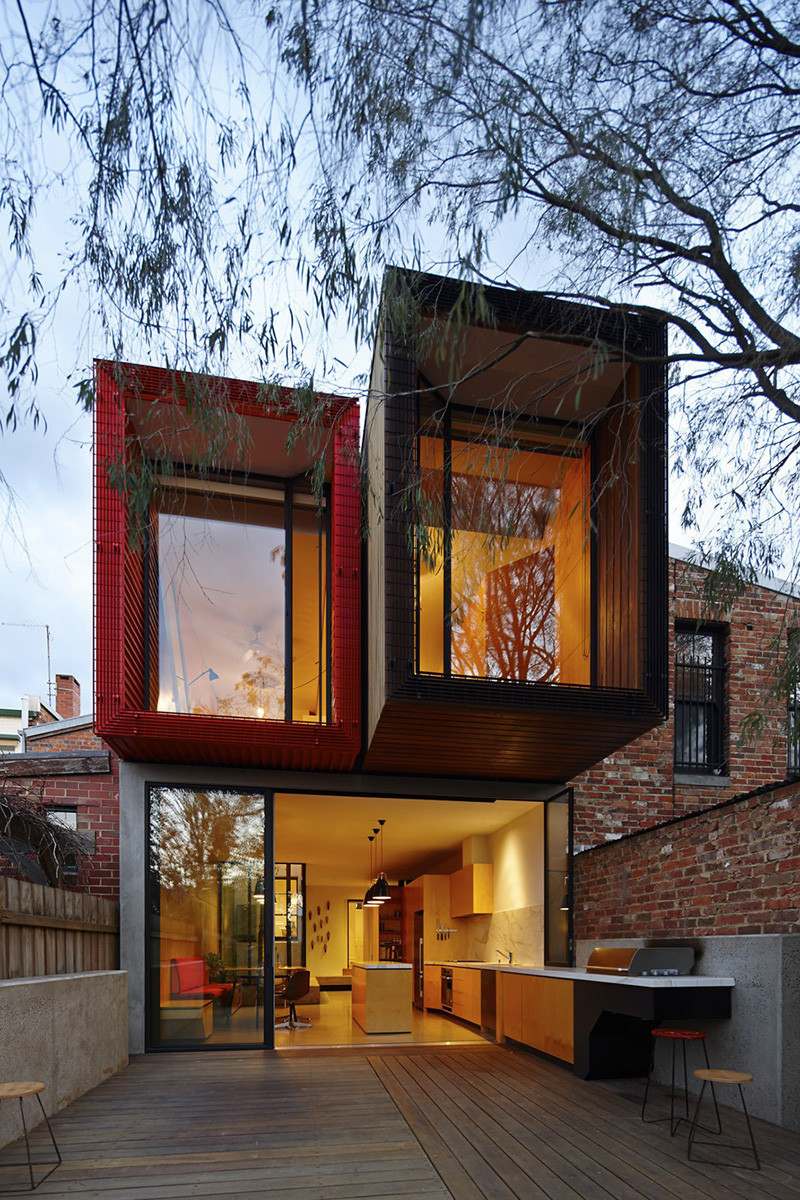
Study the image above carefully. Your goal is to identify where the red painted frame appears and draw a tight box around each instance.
[94,360,361,770]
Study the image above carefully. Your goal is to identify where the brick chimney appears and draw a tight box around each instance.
[55,674,81,720]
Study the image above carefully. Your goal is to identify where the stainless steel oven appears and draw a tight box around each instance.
[441,968,453,1012]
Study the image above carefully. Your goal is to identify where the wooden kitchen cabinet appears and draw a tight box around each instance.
[501,971,523,1042]
[451,967,482,1025]
[521,975,574,1063]
[449,864,494,917]
[423,965,442,1011]
[500,972,574,1063]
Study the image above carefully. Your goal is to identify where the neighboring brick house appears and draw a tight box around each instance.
[575,777,799,941]
[572,545,800,850]
[0,675,119,900]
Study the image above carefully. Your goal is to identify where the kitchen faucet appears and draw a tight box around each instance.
[497,949,513,964]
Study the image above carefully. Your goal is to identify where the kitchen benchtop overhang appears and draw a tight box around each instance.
[424,963,735,988]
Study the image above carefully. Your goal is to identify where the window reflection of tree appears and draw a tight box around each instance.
[450,470,559,682]
[192,650,285,719]
[153,788,264,892]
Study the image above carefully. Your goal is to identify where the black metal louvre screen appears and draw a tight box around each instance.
[789,632,800,778]
[789,700,799,777]
[674,625,726,774]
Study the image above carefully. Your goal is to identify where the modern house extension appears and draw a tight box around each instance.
[95,273,684,1061]
[364,271,669,780]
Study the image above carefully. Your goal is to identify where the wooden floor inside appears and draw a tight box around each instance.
[1,1045,797,1198]
[274,989,489,1048]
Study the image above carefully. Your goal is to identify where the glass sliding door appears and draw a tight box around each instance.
[148,785,268,1048]
[544,790,573,967]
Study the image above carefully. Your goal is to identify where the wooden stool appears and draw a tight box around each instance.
[0,1083,62,1192]
[688,1069,760,1170]
[641,1029,721,1136]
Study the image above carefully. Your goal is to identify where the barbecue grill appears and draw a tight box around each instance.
[585,946,695,977]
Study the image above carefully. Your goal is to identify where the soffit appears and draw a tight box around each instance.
[417,320,629,422]
[126,396,333,481]
[274,792,541,888]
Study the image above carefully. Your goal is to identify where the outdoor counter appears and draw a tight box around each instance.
[424,962,734,1078]
[351,962,413,1034]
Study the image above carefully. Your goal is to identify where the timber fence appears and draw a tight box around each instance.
[0,876,118,978]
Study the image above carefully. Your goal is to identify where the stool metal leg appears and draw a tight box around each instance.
[688,1080,760,1169]
[700,1039,722,1135]
[687,1080,706,1161]
[739,1084,761,1170]
[0,1094,62,1193]
[19,1098,35,1192]
[34,1094,62,1166]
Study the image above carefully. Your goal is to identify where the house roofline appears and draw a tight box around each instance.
[23,713,94,738]
[669,542,800,600]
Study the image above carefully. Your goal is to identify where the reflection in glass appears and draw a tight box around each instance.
[154,481,329,721]
[274,863,305,970]
[417,417,591,684]
[157,489,285,717]
[149,786,266,1047]
[292,509,327,722]
[545,797,570,967]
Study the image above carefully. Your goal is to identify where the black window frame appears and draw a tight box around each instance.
[788,630,800,779]
[414,392,593,685]
[145,781,275,1052]
[673,621,727,775]
[143,465,332,724]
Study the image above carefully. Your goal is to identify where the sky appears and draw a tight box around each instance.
[0,3,707,718]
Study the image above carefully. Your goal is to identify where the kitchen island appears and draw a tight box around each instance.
[351,962,413,1034]
[424,962,734,1078]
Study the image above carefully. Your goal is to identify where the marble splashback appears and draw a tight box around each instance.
[465,905,544,966]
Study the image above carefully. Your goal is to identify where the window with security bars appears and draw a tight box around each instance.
[674,624,726,774]
[789,632,800,779]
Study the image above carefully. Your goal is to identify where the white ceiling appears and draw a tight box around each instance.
[274,792,542,888]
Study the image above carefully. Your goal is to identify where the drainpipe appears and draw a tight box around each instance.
[19,695,31,751]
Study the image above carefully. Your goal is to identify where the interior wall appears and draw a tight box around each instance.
[490,804,544,911]
[305,881,353,978]
[465,804,545,965]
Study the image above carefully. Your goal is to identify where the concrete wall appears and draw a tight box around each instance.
[0,971,128,1149]
[576,935,799,1132]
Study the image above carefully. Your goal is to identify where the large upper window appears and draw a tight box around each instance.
[416,402,591,685]
[674,623,726,774]
[152,474,329,722]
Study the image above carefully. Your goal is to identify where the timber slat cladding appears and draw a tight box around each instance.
[0,877,118,978]
[3,1048,797,1200]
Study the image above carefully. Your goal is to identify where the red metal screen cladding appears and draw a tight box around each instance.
[93,360,361,770]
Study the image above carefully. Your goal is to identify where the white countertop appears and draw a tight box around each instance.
[425,962,735,988]
[351,961,413,970]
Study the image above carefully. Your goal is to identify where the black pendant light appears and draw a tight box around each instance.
[373,818,391,900]
[364,836,380,906]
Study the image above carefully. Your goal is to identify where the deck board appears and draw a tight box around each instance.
[0,1045,795,1198]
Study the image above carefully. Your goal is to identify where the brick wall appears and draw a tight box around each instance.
[572,556,800,849]
[37,760,120,900]
[573,778,799,940]
[29,726,105,753]
[55,674,81,719]
[1,736,120,901]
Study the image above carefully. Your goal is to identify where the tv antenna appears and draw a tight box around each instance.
[2,622,54,708]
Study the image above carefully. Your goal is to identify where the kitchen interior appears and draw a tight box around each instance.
[272,789,570,1049]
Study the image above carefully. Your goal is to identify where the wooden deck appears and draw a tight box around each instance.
[2,1045,797,1198]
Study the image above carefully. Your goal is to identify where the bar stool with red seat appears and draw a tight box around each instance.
[641,1028,721,1136]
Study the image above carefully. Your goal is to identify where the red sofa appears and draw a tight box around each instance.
[170,957,242,1015]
